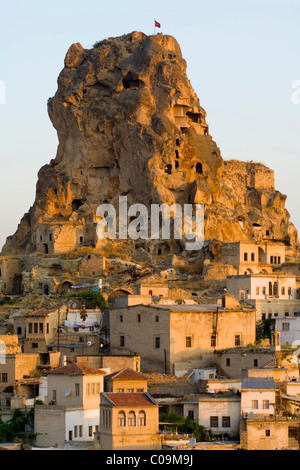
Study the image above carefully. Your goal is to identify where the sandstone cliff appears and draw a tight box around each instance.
[0,31,298,294]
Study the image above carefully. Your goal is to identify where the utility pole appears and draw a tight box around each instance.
[57,308,61,353]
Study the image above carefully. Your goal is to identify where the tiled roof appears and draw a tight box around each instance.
[105,368,148,381]
[48,362,106,376]
[242,377,275,390]
[103,392,157,407]
[27,308,54,317]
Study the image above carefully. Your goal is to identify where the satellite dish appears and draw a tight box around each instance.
[65,389,71,397]
[248,412,254,418]
[189,438,196,447]
[87,341,92,347]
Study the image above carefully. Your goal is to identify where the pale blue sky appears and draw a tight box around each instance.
[0,0,299,250]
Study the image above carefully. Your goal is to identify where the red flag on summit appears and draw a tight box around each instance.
[155,20,161,28]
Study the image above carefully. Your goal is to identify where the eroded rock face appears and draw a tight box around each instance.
[1,31,298,266]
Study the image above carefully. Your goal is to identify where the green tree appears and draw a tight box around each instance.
[159,411,214,442]
[256,318,275,341]
[68,290,107,310]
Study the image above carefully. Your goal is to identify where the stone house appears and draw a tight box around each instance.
[34,362,106,447]
[99,392,161,450]
[221,241,286,275]
[213,348,276,379]
[240,416,300,450]
[247,298,300,321]
[109,303,256,374]
[104,368,148,393]
[23,307,67,354]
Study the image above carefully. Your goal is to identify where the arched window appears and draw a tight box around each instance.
[138,410,146,426]
[273,282,278,297]
[269,282,273,296]
[128,411,136,426]
[118,411,126,427]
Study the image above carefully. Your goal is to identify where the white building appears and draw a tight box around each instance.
[180,395,241,437]
[34,362,106,447]
[275,315,300,346]
[227,273,298,302]
[241,377,276,418]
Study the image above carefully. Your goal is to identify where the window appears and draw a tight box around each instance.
[86,383,90,395]
[74,426,78,438]
[251,253,255,262]
[222,416,231,428]
[137,314,141,323]
[252,400,258,409]
[138,410,146,426]
[96,383,100,394]
[88,426,93,437]
[127,388,134,393]
[117,388,125,393]
[262,287,266,295]
[263,400,270,409]
[186,336,192,348]
[149,290,153,296]
[155,337,160,349]
[288,287,292,296]
[235,335,241,346]
[75,383,80,396]
[69,430,73,441]
[210,416,218,428]
[39,323,43,334]
[128,411,136,426]
[266,429,270,437]
[155,316,159,323]
[118,411,126,427]
[282,287,285,295]
[282,323,290,331]
[46,323,49,334]
[120,315,123,323]
[254,359,258,367]
[28,323,32,334]
[91,383,95,395]
[244,253,248,261]
[137,388,144,392]
[256,287,260,295]
[262,313,266,321]
[34,323,38,334]
[79,425,82,437]
[211,335,216,347]
[120,335,125,347]
[17,327,22,335]
[226,358,230,367]
[1,373,7,383]
[32,343,38,348]
[188,410,194,420]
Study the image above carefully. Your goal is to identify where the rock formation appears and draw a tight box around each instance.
[0,31,298,295]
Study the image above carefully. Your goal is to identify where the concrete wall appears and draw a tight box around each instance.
[76,355,141,374]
